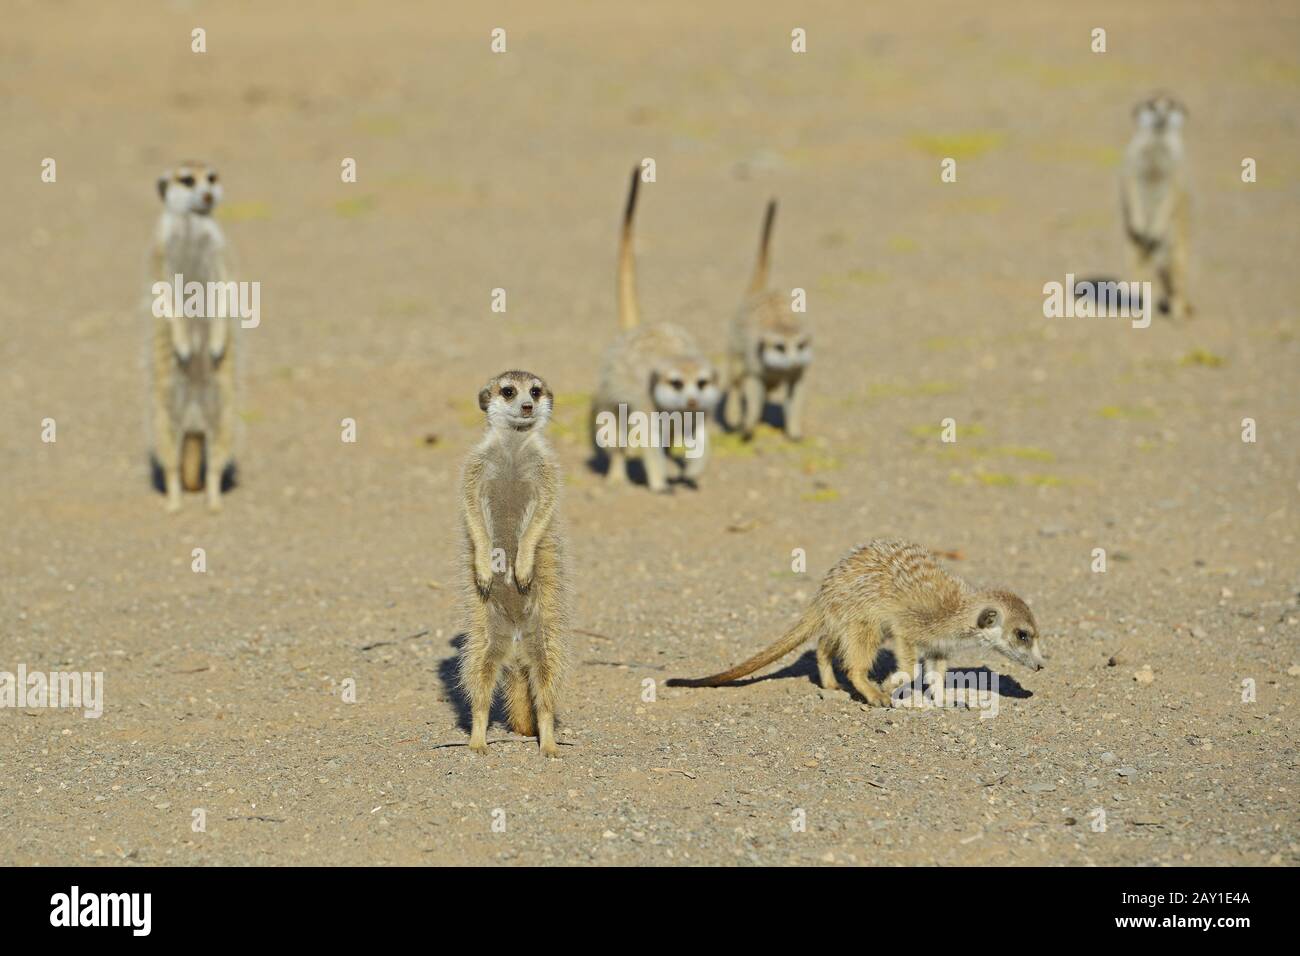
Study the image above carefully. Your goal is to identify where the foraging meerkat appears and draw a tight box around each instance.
[459,371,569,757]
[150,161,237,512]
[669,539,1044,705]
[724,201,812,440]
[1121,94,1192,319]
[591,168,720,493]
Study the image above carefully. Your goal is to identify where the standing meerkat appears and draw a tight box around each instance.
[459,371,569,757]
[150,161,237,512]
[669,539,1044,705]
[1121,93,1192,319]
[591,168,720,493]
[724,200,812,440]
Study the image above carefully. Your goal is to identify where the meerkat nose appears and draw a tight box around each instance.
[521,402,534,414]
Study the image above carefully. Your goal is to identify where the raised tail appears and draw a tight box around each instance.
[667,611,816,687]
[747,199,777,294]
[617,166,641,331]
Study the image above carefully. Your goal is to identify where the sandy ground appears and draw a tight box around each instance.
[0,0,1297,866]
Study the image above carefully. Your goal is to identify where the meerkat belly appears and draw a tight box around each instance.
[171,318,222,432]
[482,477,537,626]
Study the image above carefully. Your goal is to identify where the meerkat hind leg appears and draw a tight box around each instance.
[841,622,891,707]
[463,627,508,755]
[740,375,764,438]
[816,633,840,691]
[504,664,537,738]
[156,422,184,513]
[723,381,742,431]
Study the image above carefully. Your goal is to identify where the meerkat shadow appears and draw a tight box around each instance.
[940,665,1034,700]
[717,393,787,435]
[1073,276,1145,314]
[585,449,700,490]
[437,632,511,732]
[148,454,238,494]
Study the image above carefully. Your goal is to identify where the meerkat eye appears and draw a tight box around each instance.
[529,386,542,399]
[500,386,516,400]
[798,339,811,349]
[1016,629,1031,642]
[178,174,196,188]
[696,379,708,390]
[773,343,786,353]
[669,378,684,390]
[207,172,218,183]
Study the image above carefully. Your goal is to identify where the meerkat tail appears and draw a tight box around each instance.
[617,166,641,331]
[748,199,777,294]
[181,434,204,492]
[669,612,816,687]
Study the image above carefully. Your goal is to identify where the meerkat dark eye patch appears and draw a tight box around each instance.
[1016,629,1032,642]
[207,172,218,183]
[500,386,516,400]
[669,379,684,390]
[529,386,542,399]
[977,608,999,629]
[178,175,196,188]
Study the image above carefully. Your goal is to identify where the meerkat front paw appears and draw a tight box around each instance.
[474,555,493,599]
[540,742,561,759]
[513,550,534,593]
[468,739,490,756]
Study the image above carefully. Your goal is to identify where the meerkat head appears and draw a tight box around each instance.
[753,297,812,373]
[651,358,719,415]
[478,370,553,433]
[969,590,1045,672]
[157,162,222,216]
[1133,94,1186,135]
[758,330,813,373]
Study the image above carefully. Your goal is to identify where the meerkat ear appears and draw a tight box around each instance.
[977,607,1000,629]
[157,176,169,201]
[478,387,492,411]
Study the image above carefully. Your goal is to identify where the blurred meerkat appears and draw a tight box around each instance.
[150,161,237,512]
[669,539,1044,705]
[724,200,812,440]
[591,168,719,493]
[459,371,569,757]
[1121,94,1192,319]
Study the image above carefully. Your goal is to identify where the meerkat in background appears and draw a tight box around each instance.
[459,371,569,757]
[1121,94,1192,319]
[724,200,812,440]
[150,162,237,512]
[669,539,1044,706]
[591,168,720,493]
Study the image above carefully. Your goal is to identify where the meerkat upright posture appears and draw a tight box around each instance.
[669,539,1044,705]
[1121,94,1192,319]
[591,169,720,492]
[151,162,237,512]
[459,371,569,757]
[724,201,812,440]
